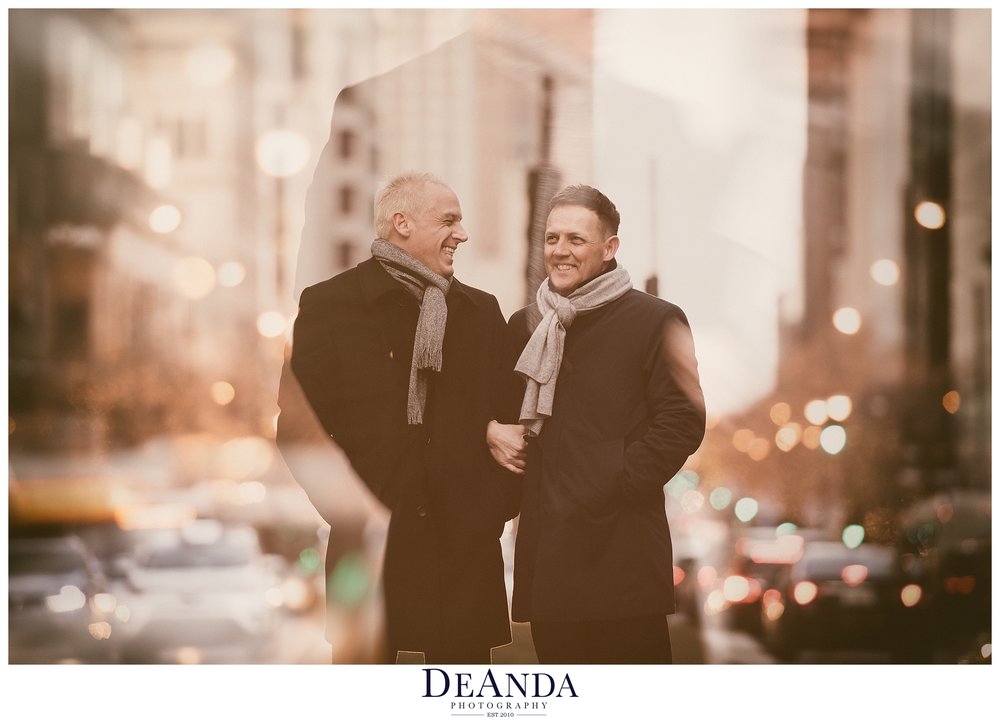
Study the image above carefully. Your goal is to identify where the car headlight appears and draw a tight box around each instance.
[91,592,118,615]
[45,585,87,613]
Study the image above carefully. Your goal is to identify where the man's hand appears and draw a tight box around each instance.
[486,420,528,475]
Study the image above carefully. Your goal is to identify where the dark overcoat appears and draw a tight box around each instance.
[505,289,706,623]
[278,257,518,657]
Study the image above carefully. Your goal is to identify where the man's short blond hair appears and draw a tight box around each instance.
[374,172,449,239]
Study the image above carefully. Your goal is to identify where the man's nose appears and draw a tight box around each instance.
[453,222,469,242]
[552,237,571,254]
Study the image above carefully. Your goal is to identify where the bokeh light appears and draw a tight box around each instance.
[680,489,704,514]
[211,381,236,406]
[826,394,852,421]
[747,437,770,461]
[900,584,923,608]
[257,311,288,338]
[819,424,847,454]
[723,575,751,602]
[870,258,901,286]
[327,552,370,609]
[732,428,754,453]
[256,129,311,178]
[217,261,247,288]
[793,581,819,605]
[942,390,961,414]
[775,423,802,452]
[149,204,182,234]
[914,200,946,230]
[709,487,733,511]
[769,402,791,425]
[697,566,718,590]
[804,399,828,425]
[88,622,112,641]
[802,425,822,449]
[174,257,216,299]
[92,593,118,615]
[842,524,865,549]
[46,585,86,613]
[734,497,759,523]
[841,564,868,586]
[832,307,862,335]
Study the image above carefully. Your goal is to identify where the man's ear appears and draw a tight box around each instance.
[392,211,410,238]
[603,235,620,261]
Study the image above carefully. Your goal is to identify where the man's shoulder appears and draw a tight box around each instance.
[615,290,689,324]
[299,262,368,306]
[509,304,534,322]
[452,278,502,315]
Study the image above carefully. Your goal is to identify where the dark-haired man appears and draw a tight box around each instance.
[489,184,706,664]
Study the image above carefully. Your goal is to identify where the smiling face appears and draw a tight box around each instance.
[394,182,468,277]
[544,204,620,295]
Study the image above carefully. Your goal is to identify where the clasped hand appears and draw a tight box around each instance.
[486,420,528,475]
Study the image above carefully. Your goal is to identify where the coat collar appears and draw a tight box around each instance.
[357,256,477,308]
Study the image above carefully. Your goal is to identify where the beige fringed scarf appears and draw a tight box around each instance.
[371,238,451,424]
[515,265,633,436]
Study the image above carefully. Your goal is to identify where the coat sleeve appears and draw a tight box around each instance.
[485,299,525,521]
[619,305,706,504]
[276,286,382,526]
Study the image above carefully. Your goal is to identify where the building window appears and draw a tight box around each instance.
[338,185,355,215]
[336,240,354,270]
[338,129,355,160]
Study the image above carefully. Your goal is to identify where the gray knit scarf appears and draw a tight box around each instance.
[371,238,452,424]
[515,265,633,437]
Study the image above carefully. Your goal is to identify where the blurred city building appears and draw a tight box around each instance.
[294,9,594,313]
[8,7,597,664]
[699,8,990,532]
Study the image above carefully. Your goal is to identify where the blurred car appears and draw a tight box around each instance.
[9,535,119,663]
[116,519,284,663]
[898,489,990,660]
[760,541,922,661]
[699,526,828,636]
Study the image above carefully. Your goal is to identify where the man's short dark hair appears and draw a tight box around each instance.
[548,184,621,236]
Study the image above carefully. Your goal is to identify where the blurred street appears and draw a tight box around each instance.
[7,8,991,669]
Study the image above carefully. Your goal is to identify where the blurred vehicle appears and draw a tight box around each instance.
[671,535,704,622]
[116,519,284,663]
[898,489,991,661]
[699,526,828,636]
[760,541,922,661]
[9,535,120,663]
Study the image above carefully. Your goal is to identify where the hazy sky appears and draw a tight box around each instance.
[593,9,808,416]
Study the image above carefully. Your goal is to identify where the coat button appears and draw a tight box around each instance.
[416,505,427,518]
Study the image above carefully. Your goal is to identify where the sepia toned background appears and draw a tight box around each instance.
[7,8,991,667]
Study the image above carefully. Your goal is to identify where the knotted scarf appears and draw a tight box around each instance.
[371,238,452,424]
[515,265,633,436]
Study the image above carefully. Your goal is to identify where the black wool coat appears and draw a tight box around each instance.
[277,257,519,657]
[504,289,706,623]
